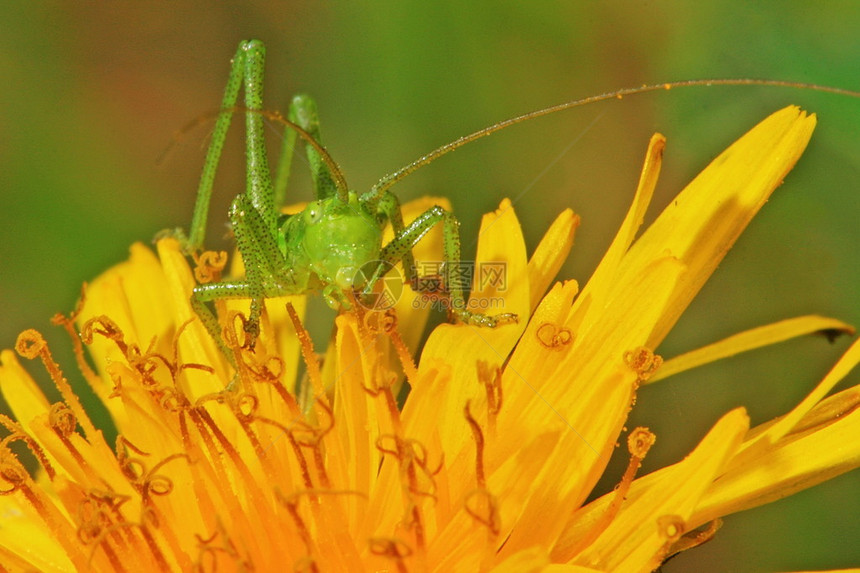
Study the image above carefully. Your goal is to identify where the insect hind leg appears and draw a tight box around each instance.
[194,194,295,356]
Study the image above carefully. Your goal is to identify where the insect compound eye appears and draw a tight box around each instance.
[306,201,324,225]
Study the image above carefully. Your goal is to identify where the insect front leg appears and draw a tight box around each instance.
[374,203,518,327]
[374,190,416,283]
[190,191,299,361]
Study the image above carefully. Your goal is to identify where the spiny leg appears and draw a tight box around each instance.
[238,40,277,236]
[192,273,297,365]
[191,194,285,357]
[184,40,287,353]
[228,193,297,348]
[273,94,343,209]
[185,43,244,252]
[272,102,300,209]
[372,204,517,327]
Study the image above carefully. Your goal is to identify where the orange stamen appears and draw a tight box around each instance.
[15,329,99,440]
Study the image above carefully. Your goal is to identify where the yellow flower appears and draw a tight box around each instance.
[0,105,858,572]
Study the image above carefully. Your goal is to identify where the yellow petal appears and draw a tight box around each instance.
[577,133,664,310]
[0,481,78,572]
[156,238,231,388]
[494,256,686,559]
[624,106,815,348]
[692,384,860,526]
[558,408,749,571]
[649,315,855,383]
[750,336,860,447]
[408,198,529,450]
[526,208,579,312]
[77,243,176,400]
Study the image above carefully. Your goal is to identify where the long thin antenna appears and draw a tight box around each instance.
[369,79,860,199]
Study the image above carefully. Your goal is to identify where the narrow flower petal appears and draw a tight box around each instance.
[692,384,860,526]
[408,198,529,450]
[624,106,815,347]
[495,256,686,558]
[469,198,532,314]
[526,208,579,312]
[488,547,607,572]
[0,350,51,426]
[579,133,665,305]
[77,244,176,401]
[364,199,534,560]
[0,488,77,572]
[649,315,855,383]
[750,335,860,446]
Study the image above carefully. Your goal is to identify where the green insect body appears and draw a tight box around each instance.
[182,40,516,358]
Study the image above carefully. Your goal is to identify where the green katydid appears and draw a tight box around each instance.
[180,39,516,356]
[178,39,859,357]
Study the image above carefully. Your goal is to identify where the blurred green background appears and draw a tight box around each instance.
[1,2,858,571]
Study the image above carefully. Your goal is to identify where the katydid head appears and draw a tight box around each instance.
[290,193,382,291]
